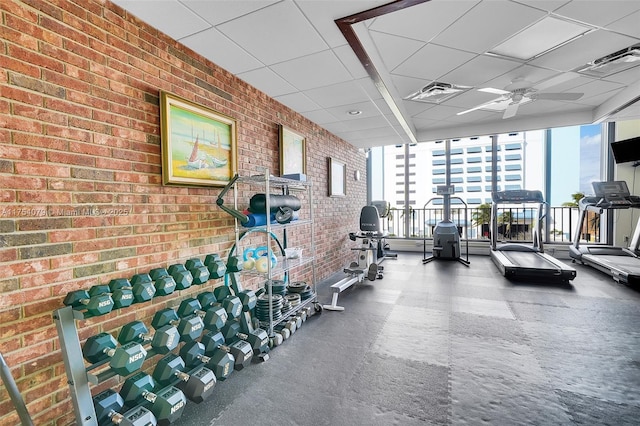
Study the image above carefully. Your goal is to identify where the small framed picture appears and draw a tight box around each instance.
[279,125,306,176]
[328,157,346,197]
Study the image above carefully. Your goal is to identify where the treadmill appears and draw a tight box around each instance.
[569,180,640,285]
[490,190,576,281]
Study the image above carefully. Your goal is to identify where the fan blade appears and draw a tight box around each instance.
[479,87,509,95]
[503,102,519,119]
[457,100,501,116]
[534,92,583,101]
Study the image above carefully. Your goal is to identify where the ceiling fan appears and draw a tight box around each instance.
[457,77,584,119]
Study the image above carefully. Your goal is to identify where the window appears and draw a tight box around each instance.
[451,158,463,164]
[433,149,445,156]
[451,148,463,155]
[505,174,521,181]
[485,146,501,151]
[467,166,482,173]
[486,185,501,191]
[505,143,522,150]
[467,176,481,182]
[467,147,481,153]
[467,157,482,163]
[432,178,445,184]
[433,168,445,175]
[505,184,521,190]
[451,168,463,174]
[505,164,521,171]
[485,176,500,181]
[467,186,482,192]
[505,154,521,161]
[485,165,501,172]
[432,159,446,166]
[451,177,463,183]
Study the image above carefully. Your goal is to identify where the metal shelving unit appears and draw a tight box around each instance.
[229,172,319,337]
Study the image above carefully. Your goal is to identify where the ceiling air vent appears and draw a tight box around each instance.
[575,44,640,77]
[405,82,471,104]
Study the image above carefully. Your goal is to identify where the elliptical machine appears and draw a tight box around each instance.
[422,139,470,266]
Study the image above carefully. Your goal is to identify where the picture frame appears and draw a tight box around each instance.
[328,157,346,197]
[160,91,237,187]
[279,125,306,176]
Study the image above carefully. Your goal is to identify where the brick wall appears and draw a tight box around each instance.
[0,1,367,424]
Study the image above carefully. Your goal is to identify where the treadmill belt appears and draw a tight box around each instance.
[501,250,558,270]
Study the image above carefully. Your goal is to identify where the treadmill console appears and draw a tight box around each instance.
[592,181,640,208]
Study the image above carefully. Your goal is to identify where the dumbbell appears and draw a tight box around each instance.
[93,388,157,425]
[82,333,146,376]
[63,290,114,317]
[176,298,228,332]
[185,258,209,285]
[148,268,177,297]
[219,320,270,357]
[151,308,204,342]
[196,291,217,309]
[117,321,179,355]
[200,330,252,373]
[198,332,234,380]
[167,264,193,290]
[274,324,291,341]
[120,372,186,426]
[152,353,216,404]
[226,255,244,272]
[204,256,227,280]
[89,284,134,310]
[109,278,155,304]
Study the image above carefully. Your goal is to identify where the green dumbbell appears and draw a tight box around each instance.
[152,353,216,403]
[82,332,147,376]
[90,283,134,309]
[93,388,157,426]
[117,320,179,355]
[151,308,204,342]
[109,278,155,304]
[63,290,114,317]
[185,258,209,285]
[177,298,228,331]
[120,372,186,426]
[167,264,193,290]
[148,268,177,297]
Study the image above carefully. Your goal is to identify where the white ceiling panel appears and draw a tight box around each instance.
[554,0,640,27]
[368,0,479,43]
[113,0,211,39]
[369,31,425,72]
[440,55,522,87]
[529,30,639,72]
[181,0,279,26]
[273,92,321,113]
[216,1,327,65]
[392,44,477,80]
[270,50,352,91]
[115,0,640,149]
[237,67,297,98]
[432,1,546,54]
[180,28,263,74]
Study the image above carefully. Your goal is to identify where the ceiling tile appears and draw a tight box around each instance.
[303,81,373,109]
[529,30,639,72]
[270,50,352,91]
[441,54,522,87]
[113,0,210,39]
[392,44,477,81]
[273,92,321,113]
[216,1,328,65]
[368,0,480,43]
[369,31,425,72]
[333,44,370,80]
[511,0,571,13]
[607,9,640,38]
[433,1,546,54]
[297,0,388,48]
[180,28,263,74]
[181,0,279,26]
[554,0,640,27]
[237,67,297,98]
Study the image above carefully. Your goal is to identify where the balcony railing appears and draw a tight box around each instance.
[380,206,600,243]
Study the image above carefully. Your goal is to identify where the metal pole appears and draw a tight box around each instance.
[0,352,34,426]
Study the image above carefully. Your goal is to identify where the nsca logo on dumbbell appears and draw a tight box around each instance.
[243,246,277,273]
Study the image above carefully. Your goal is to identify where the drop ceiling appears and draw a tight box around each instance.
[112,0,640,149]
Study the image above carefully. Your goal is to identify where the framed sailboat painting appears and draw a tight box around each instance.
[160,91,237,187]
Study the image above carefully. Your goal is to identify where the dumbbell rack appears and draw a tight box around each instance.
[54,306,100,425]
[229,172,319,337]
